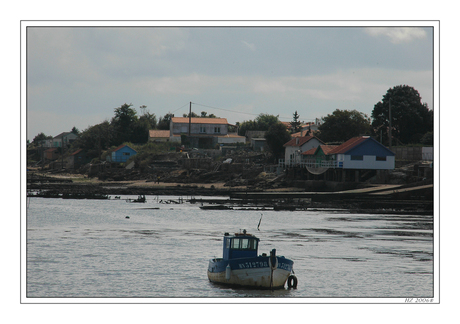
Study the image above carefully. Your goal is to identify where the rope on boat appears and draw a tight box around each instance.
[269,249,277,290]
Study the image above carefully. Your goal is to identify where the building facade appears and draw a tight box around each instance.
[107,144,137,163]
[169,117,244,148]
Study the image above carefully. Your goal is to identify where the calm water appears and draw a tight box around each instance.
[26,195,434,300]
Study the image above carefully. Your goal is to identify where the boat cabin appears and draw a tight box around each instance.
[222,230,259,260]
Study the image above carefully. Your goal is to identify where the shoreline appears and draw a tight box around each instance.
[27,173,434,215]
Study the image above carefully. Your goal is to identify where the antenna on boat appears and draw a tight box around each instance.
[257,213,263,231]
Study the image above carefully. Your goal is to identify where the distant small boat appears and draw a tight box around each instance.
[207,230,297,289]
[199,205,233,210]
[127,195,146,203]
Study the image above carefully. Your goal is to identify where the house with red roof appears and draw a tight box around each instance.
[66,149,91,169]
[106,144,137,163]
[301,136,395,170]
[328,136,395,170]
[301,144,339,168]
[282,135,325,167]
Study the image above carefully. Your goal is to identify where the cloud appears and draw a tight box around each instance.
[364,27,427,44]
[25,26,434,140]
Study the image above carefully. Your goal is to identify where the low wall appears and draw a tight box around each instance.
[393,146,433,161]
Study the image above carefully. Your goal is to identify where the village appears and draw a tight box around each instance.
[27,112,434,215]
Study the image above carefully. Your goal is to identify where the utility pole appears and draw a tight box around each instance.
[189,101,192,136]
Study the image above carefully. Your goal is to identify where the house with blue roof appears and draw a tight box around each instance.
[328,136,395,170]
[286,136,395,182]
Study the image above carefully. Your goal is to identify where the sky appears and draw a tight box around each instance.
[26,22,435,141]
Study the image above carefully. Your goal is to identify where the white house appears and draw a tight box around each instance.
[328,136,395,170]
[169,117,245,148]
[282,135,325,166]
[52,132,78,148]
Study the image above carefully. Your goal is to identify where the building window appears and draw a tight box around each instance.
[200,126,206,133]
[123,152,130,156]
[214,127,221,133]
[376,156,386,161]
[351,155,363,161]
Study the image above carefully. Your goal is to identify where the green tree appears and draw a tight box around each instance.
[371,85,433,145]
[183,111,199,118]
[32,132,52,145]
[238,114,280,136]
[73,121,113,160]
[130,112,158,144]
[238,119,257,136]
[256,113,279,131]
[71,126,80,135]
[265,122,291,161]
[139,112,157,129]
[420,131,433,145]
[318,109,371,143]
[290,111,301,134]
[157,113,174,130]
[111,103,138,144]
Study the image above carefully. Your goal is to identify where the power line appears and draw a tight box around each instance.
[192,102,305,121]
[172,101,317,122]
[171,103,190,113]
[192,102,260,117]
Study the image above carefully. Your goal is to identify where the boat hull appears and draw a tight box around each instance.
[207,256,293,289]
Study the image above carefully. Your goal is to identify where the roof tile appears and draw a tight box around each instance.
[328,136,368,154]
[171,117,228,125]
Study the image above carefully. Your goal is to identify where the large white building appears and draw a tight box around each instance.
[169,117,245,148]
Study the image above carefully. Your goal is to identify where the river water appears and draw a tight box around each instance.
[25,195,434,301]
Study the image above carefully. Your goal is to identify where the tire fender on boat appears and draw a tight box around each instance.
[287,275,298,289]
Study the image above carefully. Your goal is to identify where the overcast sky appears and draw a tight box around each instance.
[26,23,434,141]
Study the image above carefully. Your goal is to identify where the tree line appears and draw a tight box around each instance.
[31,85,433,161]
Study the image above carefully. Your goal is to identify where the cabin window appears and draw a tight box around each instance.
[351,155,363,161]
[376,156,387,161]
[230,238,257,250]
[123,152,130,156]
[241,238,250,249]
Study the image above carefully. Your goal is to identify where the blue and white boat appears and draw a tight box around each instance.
[207,230,297,289]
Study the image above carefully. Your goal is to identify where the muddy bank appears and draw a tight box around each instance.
[28,181,242,197]
[27,175,434,215]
